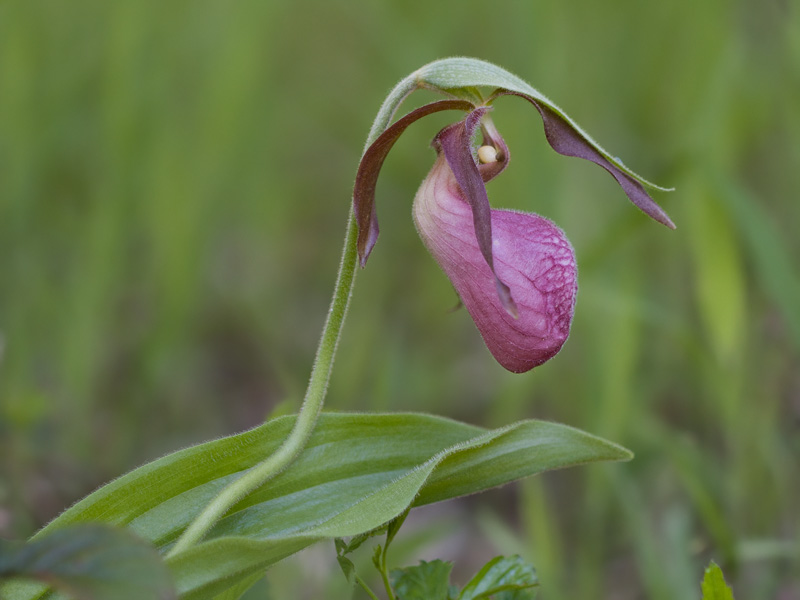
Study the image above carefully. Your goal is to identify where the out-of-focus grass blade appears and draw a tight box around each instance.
[713,172,800,348]
[686,176,746,363]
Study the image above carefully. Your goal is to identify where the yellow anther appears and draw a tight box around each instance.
[477,145,498,164]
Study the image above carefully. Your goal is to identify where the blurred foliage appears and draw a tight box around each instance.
[0,0,798,599]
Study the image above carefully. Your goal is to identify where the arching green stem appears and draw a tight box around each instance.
[167,65,430,557]
[168,214,360,556]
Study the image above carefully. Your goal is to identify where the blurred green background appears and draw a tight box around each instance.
[1,0,798,598]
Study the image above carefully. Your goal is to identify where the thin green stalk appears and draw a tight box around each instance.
[355,574,382,600]
[379,559,395,600]
[167,214,360,556]
[379,515,404,600]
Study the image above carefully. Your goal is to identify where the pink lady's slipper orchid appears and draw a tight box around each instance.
[353,94,673,373]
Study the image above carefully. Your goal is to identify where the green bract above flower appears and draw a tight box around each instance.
[353,58,673,372]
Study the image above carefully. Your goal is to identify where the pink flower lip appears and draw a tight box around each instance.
[413,154,578,373]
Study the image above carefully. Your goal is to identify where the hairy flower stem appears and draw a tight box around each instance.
[168,69,422,557]
[168,214,360,556]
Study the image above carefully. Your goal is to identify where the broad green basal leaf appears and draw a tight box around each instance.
[3,413,630,600]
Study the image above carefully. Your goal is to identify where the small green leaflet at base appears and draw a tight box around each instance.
[701,562,735,600]
[390,555,537,600]
[390,559,457,600]
[459,555,538,600]
[336,551,356,585]
[2,412,630,600]
[0,524,175,600]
